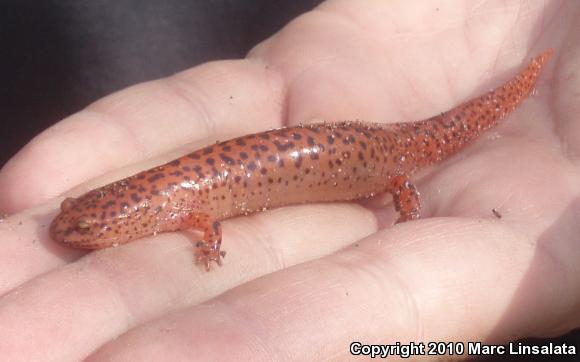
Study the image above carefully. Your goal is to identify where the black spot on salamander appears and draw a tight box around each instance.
[293,133,302,140]
[120,202,130,210]
[327,135,335,144]
[307,136,315,146]
[359,141,367,149]
[240,152,249,160]
[234,176,242,183]
[259,133,271,140]
[169,170,183,177]
[235,138,247,146]
[206,158,215,165]
[188,153,201,160]
[169,159,181,166]
[130,193,142,203]
[259,144,269,152]
[203,147,214,155]
[193,165,204,178]
[219,153,235,165]
[148,173,165,183]
[102,200,116,209]
[247,162,257,171]
[260,168,268,175]
[267,155,277,162]
[221,145,232,152]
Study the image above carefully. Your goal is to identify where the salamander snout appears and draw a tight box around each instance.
[49,198,102,248]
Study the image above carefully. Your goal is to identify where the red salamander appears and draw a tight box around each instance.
[50,50,553,270]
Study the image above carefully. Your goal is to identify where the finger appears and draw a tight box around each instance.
[0,59,286,213]
[251,0,558,123]
[0,203,377,361]
[0,202,83,295]
[552,16,580,158]
[87,217,580,360]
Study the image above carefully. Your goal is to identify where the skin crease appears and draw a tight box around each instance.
[1,0,580,361]
[49,51,552,271]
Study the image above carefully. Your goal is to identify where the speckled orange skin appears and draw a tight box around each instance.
[50,50,552,270]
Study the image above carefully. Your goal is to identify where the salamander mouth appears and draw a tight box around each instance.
[58,239,119,249]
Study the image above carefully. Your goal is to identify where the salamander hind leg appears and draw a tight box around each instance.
[388,174,422,223]
[183,213,225,271]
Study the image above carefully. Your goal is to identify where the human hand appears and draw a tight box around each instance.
[1,1,578,360]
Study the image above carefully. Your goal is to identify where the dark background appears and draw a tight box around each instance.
[1,1,578,359]
[0,0,323,166]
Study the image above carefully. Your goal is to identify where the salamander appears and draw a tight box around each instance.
[50,50,553,270]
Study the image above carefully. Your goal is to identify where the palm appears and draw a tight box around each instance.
[1,1,578,360]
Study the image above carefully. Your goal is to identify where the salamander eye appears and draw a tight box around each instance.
[76,220,92,234]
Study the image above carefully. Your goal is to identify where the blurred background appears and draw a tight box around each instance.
[0,0,322,166]
[0,1,577,358]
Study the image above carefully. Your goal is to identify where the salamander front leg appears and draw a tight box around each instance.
[388,174,421,223]
[183,213,225,271]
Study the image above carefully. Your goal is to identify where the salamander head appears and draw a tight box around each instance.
[49,193,120,248]
[49,184,155,249]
